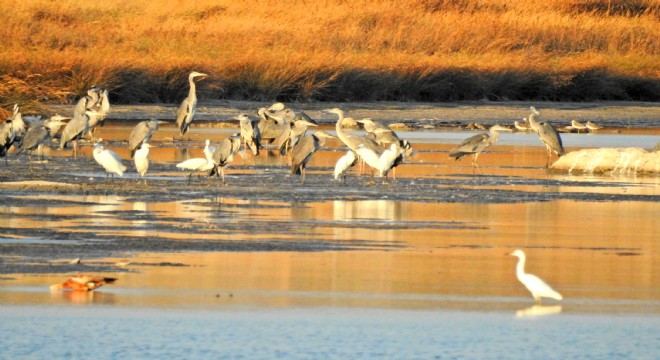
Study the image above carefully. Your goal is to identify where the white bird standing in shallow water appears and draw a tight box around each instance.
[93,142,127,179]
[134,143,152,185]
[509,249,563,303]
[334,150,358,182]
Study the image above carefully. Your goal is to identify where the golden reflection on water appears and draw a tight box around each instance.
[2,123,659,311]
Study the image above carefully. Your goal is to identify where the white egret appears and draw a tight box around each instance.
[334,150,358,182]
[134,143,152,185]
[509,249,563,303]
[93,143,127,179]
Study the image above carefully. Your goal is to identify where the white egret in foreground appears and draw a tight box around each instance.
[509,249,563,303]
[93,143,127,179]
[134,143,152,185]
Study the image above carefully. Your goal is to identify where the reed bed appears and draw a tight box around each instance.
[0,0,658,116]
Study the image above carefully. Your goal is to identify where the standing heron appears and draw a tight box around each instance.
[134,143,152,185]
[0,120,15,164]
[235,114,262,156]
[324,108,372,152]
[256,103,289,144]
[210,134,242,184]
[276,118,317,157]
[60,110,98,157]
[128,120,164,158]
[14,117,68,163]
[290,130,336,184]
[176,71,208,139]
[509,249,563,303]
[9,104,27,149]
[334,150,358,182]
[86,88,110,140]
[93,142,127,179]
[448,124,512,174]
[528,106,564,167]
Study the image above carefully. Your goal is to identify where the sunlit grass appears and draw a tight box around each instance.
[1,0,658,115]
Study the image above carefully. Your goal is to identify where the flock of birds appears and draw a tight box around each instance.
[0,70,570,302]
[1,70,602,183]
[50,249,563,304]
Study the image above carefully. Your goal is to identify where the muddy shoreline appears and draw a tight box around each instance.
[2,101,659,275]
[45,100,660,128]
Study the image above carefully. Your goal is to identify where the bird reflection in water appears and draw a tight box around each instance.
[50,290,117,305]
[516,305,562,318]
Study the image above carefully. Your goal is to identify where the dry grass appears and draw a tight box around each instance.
[0,0,658,114]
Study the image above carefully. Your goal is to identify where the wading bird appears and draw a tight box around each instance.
[93,142,127,179]
[176,71,207,139]
[334,150,358,182]
[586,121,602,132]
[528,107,564,167]
[210,134,242,183]
[50,275,117,291]
[290,130,336,184]
[448,124,512,174]
[514,118,531,132]
[0,121,15,164]
[508,249,563,303]
[14,116,68,163]
[571,120,587,133]
[355,142,404,181]
[236,114,261,156]
[176,140,217,183]
[128,120,164,158]
[134,143,152,185]
[85,88,110,140]
[60,110,99,157]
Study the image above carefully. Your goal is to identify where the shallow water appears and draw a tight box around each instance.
[0,305,658,359]
[1,122,659,358]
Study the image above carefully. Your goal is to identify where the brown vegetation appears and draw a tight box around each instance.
[0,0,659,116]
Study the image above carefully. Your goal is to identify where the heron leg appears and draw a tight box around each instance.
[73,140,78,159]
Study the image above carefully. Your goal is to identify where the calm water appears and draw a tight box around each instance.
[1,305,658,359]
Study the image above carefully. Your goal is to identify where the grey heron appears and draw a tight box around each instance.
[128,120,164,158]
[256,103,289,144]
[60,110,99,157]
[290,130,336,184]
[277,118,317,157]
[85,88,110,140]
[509,249,563,303]
[236,114,262,156]
[528,106,565,167]
[134,143,152,185]
[92,142,127,179]
[176,71,208,138]
[9,104,27,148]
[0,119,15,164]
[448,124,512,174]
[14,116,68,163]
[210,134,242,183]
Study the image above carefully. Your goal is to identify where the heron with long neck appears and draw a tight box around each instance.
[176,71,208,139]
[527,106,564,167]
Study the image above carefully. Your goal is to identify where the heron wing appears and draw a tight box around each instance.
[449,133,489,159]
[290,135,316,174]
[520,274,563,300]
[537,123,564,156]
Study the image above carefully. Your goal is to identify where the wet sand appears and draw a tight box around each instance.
[1,102,659,315]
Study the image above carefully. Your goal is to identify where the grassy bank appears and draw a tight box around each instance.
[1,0,659,116]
